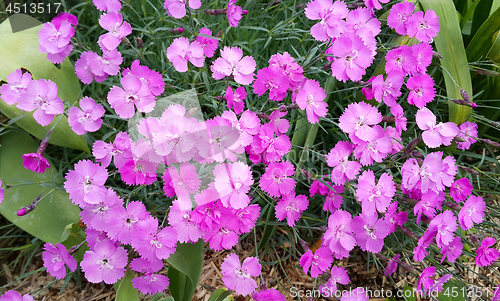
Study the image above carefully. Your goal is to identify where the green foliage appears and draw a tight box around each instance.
[0,130,80,244]
[0,19,89,153]
[114,270,140,301]
[166,239,204,301]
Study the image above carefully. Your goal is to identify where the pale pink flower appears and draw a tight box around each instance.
[16,79,64,126]
[416,107,459,148]
[169,200,204,243]
[167,37,205,72]
[221,254,261,296]
[131,216,178,261]
[81,240,127,284]
[428,210,457,248]
[275,192,309,227]
[407,10,440,43]
[98,12,132,50]
[93,0,122,12]
[456,121,478,150]
[164,0,202,19]
[214,162,254,209]
[68,97,105,135]
[107,74,156,119]
[42,243,77,279]
[305,0,348,41]
[0,69,32,105]
[211,46,256,85]
[356,170,395,216]
[322,209,356,259]
[458,195,485,230]
[338,102,382,142]
[295,79,328,123]
[327,141,361,185]
[130,258,170,295]
[330,35,374,82]
[352,213,390,253]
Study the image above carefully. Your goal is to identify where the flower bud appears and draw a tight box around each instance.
[474,68,499,76]
[451,98,477,108]
[136,37,143,49]
[37,129,53,156]
[460,88,470,101]
[68,241,85,255]
[433,51,443,59]
[458,165,480,175]
[382,116,395,123]
[288,102,299,110]
[401,135,422,158]
[17,194,42,216]
[482,139,500,149]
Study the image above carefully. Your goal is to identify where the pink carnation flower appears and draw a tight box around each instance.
[93,132,133,168]
[227,0,243,27]
[330,34,374,82]
[168,200,204,243]
[38,13,77,64]
[384,202,408,233]
[390,103,407,134]
[387,1,415,35]
[250,124,291,164]
[81,240,128,284]
[162,163,201,209]
[22,153,50,174]
[300,247,333,278]
[356,170,395,216]
[68,97,105,135]
[259,161,296,197]
[417,266,451,294]
[268,110,289,135]
[123,60,165,97]
[221,110,260,147]
[106,201,150,244]
[98,12,132,50]
[119,159,158,186]
[345,7,381,42]
[214,162,254,209]
[450,178,473,202]
[0,291,34,301]
[80,188,123,231]
[167,37,205,72]
[323,209,356,259]
[476,237,500,267]
[107,74,156,119]
[42,243,77,279]
[352,213,390,253]
[407,73,436,108]
[458,195,485,230]
[211,46,256,85]
[327,141,361,185]
[372,73,403,107]
[221,254,261,296]
[440,236,463,264]
[64,160,108,208]
[428,210,457,248]
[196,27,219,58]
[130,258,170,295]
[74,51,107,84]
[456,121,478,150]
[226,86,247,114]
[352,125,392,166]
[164,0,201,19]
[131,216,178,261]
[0,69,32,105]
[275,192,309,227]
[411,43,433,75]
[268,52,305,88]
[16,79,64,126]
[86,49,123,78]
[252,288,286,301]
[319,266,350,296]
[305,0,348,41]
[295,79,328,123]
[416,107,459,148]
[363,0,389,10]
[93,0,122,12]
[407,10,440,43]
[253,66,289,101]
[338,102,382,142]
[385,45,417,77]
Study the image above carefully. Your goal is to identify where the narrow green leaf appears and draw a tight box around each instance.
[466,6,500,63]
[207,288,232,301]
[486,30,500,63]
[0,130,81,244]
[0,18,89,153]
[166,240,204,301]
[114,270,140,301]
[420,0,473,124]
[471,0,493,37]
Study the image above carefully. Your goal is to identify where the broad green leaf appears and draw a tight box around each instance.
[466,6,500,63]
[0,130,81,244]
[166,239,204,301]
[114,270,140,301]
[208,288,232,301]
[470,0,493,38]
[421,0,473,124]
[0,18,89,153]
[402,285,417,301]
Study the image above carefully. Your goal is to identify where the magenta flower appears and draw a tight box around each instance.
[106,201,150,244]
[323,184,344,212]
[38,13,77,64]
[222,110,260,147]
[414,190,443,224]
[68,97,105,135]
[211,46,256,85]
[275,192,309,227]
[352,213,390,253]
[456,121,478,150]
[345,7,381,42]
[327,141,361,185]
[330,34,374,82]
[107,74,156,119]
[232,204,261,234]
[352,125,392,166]
[93,132,133,168]
[385,45,417,77]
[22,153,50,174]
[131,216,177,261]
[458,195,485,230]
[0,291,34,301]
[252,288,286,301]
[98,12,132,50]
[363,0,389,10]
[268,110,289,135]
[163,163,201,209]
[411,43,433,75]
[387,1,415,35]
[340,287,369,301]
[250,124,291,164]
[214,162,254,209]
[196,28,219,58]
[74,51,107,84]
[164,0,201,19]
[356,170,395,216]
[227,0,243,27]
[450,178,473,202]
[0,69,32,105]
[16,79,64,126]
[300,247,333,278]
[42,243,77,279]
[384,254,400,277]
[93,0,122,12]
[476,237,500,267]
[413,228,435,261]
[268,52,305,88]
[417,266,451,294]
[390,104,407,134]
[407,73,436,108]
[428,210,457,247]
[440,236,463,263]
[130,258,169,295]
[80,188,123,231]
[168,200,204,243]
[205,217,240,251]
[407,10,440,43]
[372,73,403,107]
[338,102,382,142]
[221,254,261,296]
[253,66,289,101]
[416,107,459,148]
[0,179,4,204]
[226,86,247,114]
[386,126,403,154]
[259,161,296,197]
[64,160,108,208]
[167,37,205,72]
[305,0,348,41]
[319,266,350,296]
[295,79,328,123]
[123,60,165,97]
[86,49,123,78]
[81,240,127,284]
[322,209,356,259]
[119,159,158,186]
